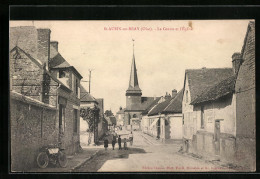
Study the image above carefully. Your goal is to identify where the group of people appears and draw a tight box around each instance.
[104,132,133,150]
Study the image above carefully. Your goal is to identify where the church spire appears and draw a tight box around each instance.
[126,39,142,94]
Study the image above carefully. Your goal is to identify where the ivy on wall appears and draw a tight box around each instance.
[80,106,100,133]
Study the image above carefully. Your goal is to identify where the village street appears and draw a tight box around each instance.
[74,130,233,172]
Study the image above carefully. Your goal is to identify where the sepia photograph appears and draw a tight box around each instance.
[9,19,255,172]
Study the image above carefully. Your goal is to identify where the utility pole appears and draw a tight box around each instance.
[82,69,93,94]
[88,69,92,93]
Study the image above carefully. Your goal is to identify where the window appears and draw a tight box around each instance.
[74,109,78,133]
[59,70,66,78]
[201,106,205,129]
[133,114,137,118]
[75,79,79,96]
[59,104,65,133]
[185,90,188,103]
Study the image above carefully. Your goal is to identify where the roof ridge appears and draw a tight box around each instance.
[185,67,232,71]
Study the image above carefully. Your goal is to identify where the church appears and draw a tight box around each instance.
[124,42,160,127]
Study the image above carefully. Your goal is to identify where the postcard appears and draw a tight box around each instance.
[9,19,255,172]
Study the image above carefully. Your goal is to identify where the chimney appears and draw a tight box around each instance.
[50,41,58,52]
[232,52,243,74]
[165,92,171,100]
[37,29,51,70]
[172,89,177,98]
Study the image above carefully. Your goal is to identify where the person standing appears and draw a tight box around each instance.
[118,135,122,150]
[123,138,128,150]
[112,135,116,150]
[104,137,108,150]
[129,131,133,146]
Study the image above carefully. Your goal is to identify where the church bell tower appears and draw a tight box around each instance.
[126,40,142,110]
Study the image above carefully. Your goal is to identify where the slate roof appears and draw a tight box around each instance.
[49,44,83,79]
[80,85,97,103]
[148,98,172,116]
[49,53,71,68]
[162,89,184,114]
[127,54,141,91]
[49,44,70,68]
[185,68,233,102]
[142,97,161,115]
[191,75,236,105]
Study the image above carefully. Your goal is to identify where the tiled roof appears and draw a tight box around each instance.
[80,85,97,103]
[148,98,172,116]
[49,44,82,79]
[162,89,184,114]
[142,98,161,115]
[185,68,233,102]
[49,53,71,68]
[191,75,236,105]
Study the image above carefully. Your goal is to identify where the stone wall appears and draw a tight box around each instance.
[10,94,58,171]
[235,22,255,171]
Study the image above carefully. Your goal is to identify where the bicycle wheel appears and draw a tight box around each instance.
[58,151,68,168]
[36,152,49,168]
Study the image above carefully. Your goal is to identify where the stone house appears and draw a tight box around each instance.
[142,89,183,142]
[190,74,237,160]
[115,107,125,126]
[182,67,233,154]
[49,37,83,155]
[182,21,255,171]
[9,26,82,171]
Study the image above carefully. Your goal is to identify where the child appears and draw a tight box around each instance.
[123,138,128,150]
[104,137,108,150]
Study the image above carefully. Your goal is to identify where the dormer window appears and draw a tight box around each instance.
[59,70,66,78]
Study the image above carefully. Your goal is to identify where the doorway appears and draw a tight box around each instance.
[157,118,161,139]
[214,120,220,155]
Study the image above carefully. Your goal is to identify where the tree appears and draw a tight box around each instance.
[80,106,100,144]
[104,110,113,117]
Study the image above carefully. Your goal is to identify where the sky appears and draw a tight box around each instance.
[10,20,252,114]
